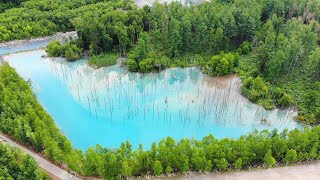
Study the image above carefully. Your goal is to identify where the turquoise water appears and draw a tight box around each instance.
[3,49,301,150]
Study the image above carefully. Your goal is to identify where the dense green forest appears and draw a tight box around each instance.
[0,0,135,41]
[0,142,50,179]
[45,0,320,124]
[0,0,26,13]
[1,63,320,178]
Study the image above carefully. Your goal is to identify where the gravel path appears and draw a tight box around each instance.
[169,162,320,180]
[0,132,81,180]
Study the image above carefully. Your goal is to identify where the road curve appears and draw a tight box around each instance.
[169,162,320,180]
[0,132,81,180]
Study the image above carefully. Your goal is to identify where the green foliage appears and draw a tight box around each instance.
[263,150,276,166]
[182,159,189,173]
[0,64,81,172]
[239,41,252,55]
[215,158,228,171]
[0,0,26,13]
[241,75,295,109]
[0,142,50,180]
[88,54,117,68]
[65,44,82,61]
[206,52,236,76]
[279,93,292,107]
[139,58,155,73]
[234,158,243,170]
[165,165,172,175]
[0,0,110,42]
[284,149,298,164]
[121,161,132,179]
[41,1,320,122]
[46,40,63,57]
[191,149,212,172]
[46,40,82,61]
[130,33,149,62]
[243,16,320,124]
[153,160,163,176]
[127,59,139,72]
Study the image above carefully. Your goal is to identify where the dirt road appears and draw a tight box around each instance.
[170,162,320,180]
[0,133,81,180]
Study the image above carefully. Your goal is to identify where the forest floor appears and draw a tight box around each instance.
[165,161,320,180]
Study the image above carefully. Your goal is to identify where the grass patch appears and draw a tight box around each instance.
[88,53,117,68]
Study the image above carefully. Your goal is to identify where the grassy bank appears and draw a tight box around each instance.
[88,53,117,68]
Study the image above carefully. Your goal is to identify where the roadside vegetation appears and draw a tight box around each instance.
[0,142,50,179]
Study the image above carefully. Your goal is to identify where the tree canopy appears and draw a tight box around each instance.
[0,142,50,180]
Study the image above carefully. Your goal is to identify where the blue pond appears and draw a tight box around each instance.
[2,45,301,150]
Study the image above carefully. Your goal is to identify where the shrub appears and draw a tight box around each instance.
[88,53,117,68]
[182,159,189,173]
[153,160,163,176]
[64,44,82,61]
[274,87,283,98]
[207,52,236,76]
[215,158,228,171]
[46,40,63,57]
[284,149,298,164]
[121,161,132,178]
[165,165,172,175]
[279,93,292,107]
[249,89,260,101]
[127,59,139,72]
[234,158,243,170]
[264,150,276,166]
[46,40,82,61]
[139,58,154,73]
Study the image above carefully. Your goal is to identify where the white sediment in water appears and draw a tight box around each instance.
[0,32,77,55]
[3,50,301,149]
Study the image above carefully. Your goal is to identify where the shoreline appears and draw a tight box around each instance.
[3,48,301,128]
[0,31,77,55]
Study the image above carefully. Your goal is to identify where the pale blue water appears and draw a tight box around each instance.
[0,40,50,55]
[2,47,301,150]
